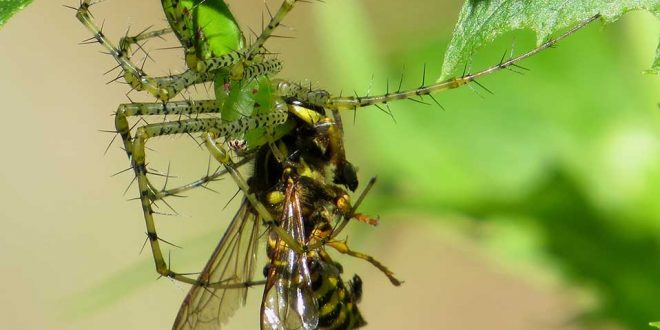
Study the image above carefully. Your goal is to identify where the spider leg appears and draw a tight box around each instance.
[320,15,600,111]
[247,0,319,57]
[75,1,262,100]
[118,27,173,63]
[155,156,253,200]
[115,100,219,160]
[128,111,288,285]
[202,132,305,253]
[114,101,232,212]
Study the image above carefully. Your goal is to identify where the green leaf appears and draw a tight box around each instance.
[0,0,32,28]
[440,0,660,79]
[651,321,660,329]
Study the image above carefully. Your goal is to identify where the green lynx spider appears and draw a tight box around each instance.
[74,0,598,291]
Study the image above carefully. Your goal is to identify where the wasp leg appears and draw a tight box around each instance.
[128,111,288,285]
[327,240,402,286]
[330,177,379,240]
[305,178,378,253]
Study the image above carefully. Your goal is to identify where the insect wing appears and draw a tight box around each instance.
[261,183,319,330]
[173,198,261,329]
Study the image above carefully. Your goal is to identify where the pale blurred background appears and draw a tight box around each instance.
[0,1,658,329]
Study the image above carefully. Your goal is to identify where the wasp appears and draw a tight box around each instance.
[173,93,400,329]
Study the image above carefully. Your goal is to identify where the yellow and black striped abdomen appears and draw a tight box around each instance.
[264,233,366,329]
[310,256,366,330]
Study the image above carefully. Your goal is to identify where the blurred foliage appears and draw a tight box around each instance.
[315,1,659,329]
[473,170,660,326]
[0,0,32,28]
[441,0,659,78]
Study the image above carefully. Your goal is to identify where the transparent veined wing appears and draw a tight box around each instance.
[173,198,262,329]
[261,181,319,330]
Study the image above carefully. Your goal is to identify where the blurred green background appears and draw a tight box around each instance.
[0,0,657,329]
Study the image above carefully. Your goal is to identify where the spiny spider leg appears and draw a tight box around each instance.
[114,56,285,159]
[247,0,318,57]
[202,132,308,254]
[119,27,173,63]
[76,1,278,100]
[113,100,232,210]
[115,100,220,159]
[129,110,288,285]
[156,156,253,200]
[320,15,600,111]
